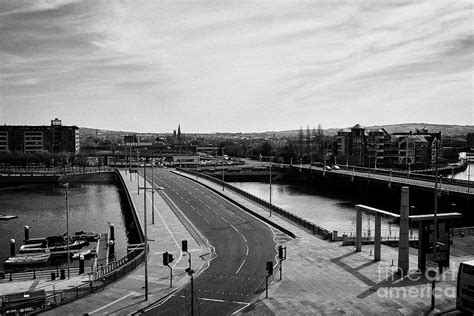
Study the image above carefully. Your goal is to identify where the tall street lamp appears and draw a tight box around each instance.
[260,155,274,215]
[139,161,165,301]
[222,148,225,191]
[63,183,71,279]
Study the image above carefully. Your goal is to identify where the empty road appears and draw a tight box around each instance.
[141,169,278,315]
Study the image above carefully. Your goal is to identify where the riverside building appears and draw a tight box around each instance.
[0,118,79,153]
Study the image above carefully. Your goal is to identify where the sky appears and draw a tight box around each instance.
[0,0,472,133]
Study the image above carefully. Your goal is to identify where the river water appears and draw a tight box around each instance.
[232,164,473,237]
[0,183,129,270]
[232,181,410,238]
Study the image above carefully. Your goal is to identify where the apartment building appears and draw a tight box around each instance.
[335,124,441,168]
[0,118,79,153]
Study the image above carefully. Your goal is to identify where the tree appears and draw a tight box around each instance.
[298,127,304,158]
[306,125,311,154]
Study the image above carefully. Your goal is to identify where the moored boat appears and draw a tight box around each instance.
[71,249,94,260]
[4,253,50,268]
[73,231,100,241]
[19,235,89,254]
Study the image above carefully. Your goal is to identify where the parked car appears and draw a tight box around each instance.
[323,166,332,171]
[331,165,341,170]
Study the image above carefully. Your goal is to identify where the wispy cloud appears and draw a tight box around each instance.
[0,0,472,132]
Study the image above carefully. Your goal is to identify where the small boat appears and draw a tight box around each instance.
[71,249,94,260]
[19,235,89,254]
[73,231,100,241]
[19,243,49,254]
[4,253,50,268]
[0,215,18,221]
[48,239,89,252]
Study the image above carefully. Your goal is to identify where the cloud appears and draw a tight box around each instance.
[0,0,472,132]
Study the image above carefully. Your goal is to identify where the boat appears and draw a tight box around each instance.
[19,242,48,254]
[0,215,18,221]
[18,235,89,254]
[4,253,50,268]
[71,249,94,260]
[73,231,100,241]
[46,235,89,248]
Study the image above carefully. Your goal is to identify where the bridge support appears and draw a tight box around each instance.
[398,187,410,276]
[356,209,362,252]
[374,214,381,261]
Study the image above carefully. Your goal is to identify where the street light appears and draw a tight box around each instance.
[431,140,439,310]
[260,155,274,215]
[139,161,165,301]
[222,148,225,191]
[63,183,70,279]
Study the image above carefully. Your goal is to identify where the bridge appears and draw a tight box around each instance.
[281,164,473,195]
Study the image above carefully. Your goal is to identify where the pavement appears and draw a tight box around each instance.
[1,170,212,315]
[1,168,473,315]
[176,170,474,315]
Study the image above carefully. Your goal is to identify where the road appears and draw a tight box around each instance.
[141,169,278,315]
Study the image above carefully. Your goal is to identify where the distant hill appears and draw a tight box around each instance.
[271,123,474,138]
[78,123,474,141]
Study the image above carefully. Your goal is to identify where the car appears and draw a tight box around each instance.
[323,166,332,171]
[331,165,341,170]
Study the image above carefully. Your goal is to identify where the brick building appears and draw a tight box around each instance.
[0,118,79,153]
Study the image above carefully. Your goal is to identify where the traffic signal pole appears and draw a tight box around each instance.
[266,260,273,298]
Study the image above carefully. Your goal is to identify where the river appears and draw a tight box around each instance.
[231,181,413,238]
[231,162,473,237]
[0,182,130,270]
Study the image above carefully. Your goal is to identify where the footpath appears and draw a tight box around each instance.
[0,170,211,315]
[176,171,474,315]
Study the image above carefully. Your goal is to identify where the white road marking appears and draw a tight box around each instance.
[235,257,246,274]
[87,291,138,314]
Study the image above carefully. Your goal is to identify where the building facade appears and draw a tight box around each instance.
[0,118,79,153]
[334,124,441,169]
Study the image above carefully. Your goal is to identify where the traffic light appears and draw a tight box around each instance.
[278,245,286,260]
[163,252,174,266]
[266,260,273,276]
[182,240,188,252]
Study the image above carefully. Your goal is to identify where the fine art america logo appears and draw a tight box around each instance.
[376,264,457,299]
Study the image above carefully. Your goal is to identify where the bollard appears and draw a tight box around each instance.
[109,224,115,241]
[60,269,66,280]
[79,255,85,274]
[10,239,15,257]
[24,226,30,241]
[109,240,115,259]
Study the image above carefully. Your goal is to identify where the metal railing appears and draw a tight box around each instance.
[179,168,333,240]
[0,247,145,315]
[0,166,114,177]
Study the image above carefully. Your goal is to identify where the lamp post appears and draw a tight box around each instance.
[431,140,439,310]
[151,161,155,225]
[260,155,274,214]
[143,162,148,300]
[139,162,165,300]
[222,148,225,191]
[63,183,70,279]
[137,149,140,195]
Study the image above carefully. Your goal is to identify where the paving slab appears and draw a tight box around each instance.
[0,170,211,315]
[176,170,474,315]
